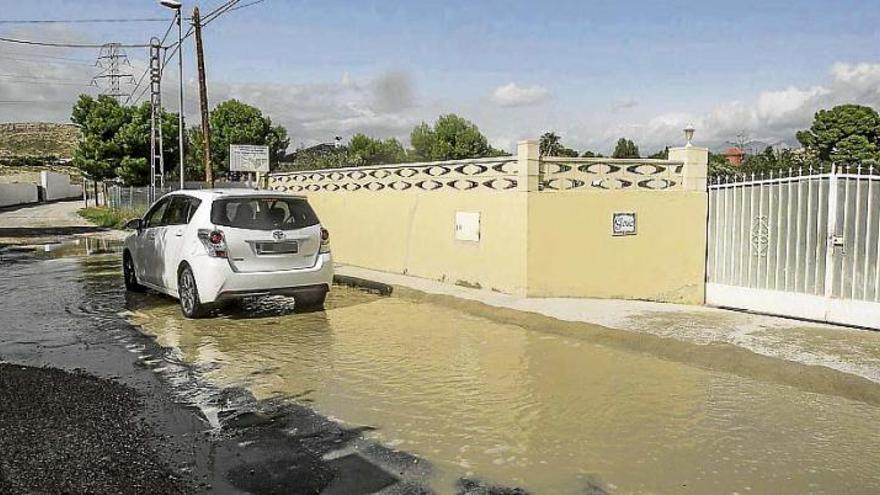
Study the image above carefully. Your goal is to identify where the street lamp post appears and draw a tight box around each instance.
[160,0,185,189]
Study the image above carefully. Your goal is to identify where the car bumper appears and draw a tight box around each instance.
[196,253,334,304]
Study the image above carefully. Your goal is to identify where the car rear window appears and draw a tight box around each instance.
[211,196,319,230]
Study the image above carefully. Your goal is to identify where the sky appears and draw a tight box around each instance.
[0,0,879,154]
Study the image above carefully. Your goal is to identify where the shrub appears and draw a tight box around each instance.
[78,207,143,229]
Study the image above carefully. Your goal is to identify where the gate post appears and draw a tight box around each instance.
[516,140,540,192]
[823,163,839,302]
[668,143,709,192]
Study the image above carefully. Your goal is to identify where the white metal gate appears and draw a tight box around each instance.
[706,165,880,330]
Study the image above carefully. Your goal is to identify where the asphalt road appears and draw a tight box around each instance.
[0,200,105,240]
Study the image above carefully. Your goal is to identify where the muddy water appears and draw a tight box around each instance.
[126,287,880,494]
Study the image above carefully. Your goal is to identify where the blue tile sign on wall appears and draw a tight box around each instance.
[612,212,637,236]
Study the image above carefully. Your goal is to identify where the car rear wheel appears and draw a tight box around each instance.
[294,288,327,312]
[178,265,208,318]
[123,252,145,292]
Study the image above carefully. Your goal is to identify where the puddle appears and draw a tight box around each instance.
[129,286,880,494]
[0,237,122,262]
[10,238,879,493]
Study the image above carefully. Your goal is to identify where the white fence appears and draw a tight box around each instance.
[107,181,254,211]
[707,165,880,330]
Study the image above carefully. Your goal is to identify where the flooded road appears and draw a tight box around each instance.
[127,281,880,493]
[4,237,880,493]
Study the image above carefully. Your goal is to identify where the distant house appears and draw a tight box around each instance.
[723,147,746,166]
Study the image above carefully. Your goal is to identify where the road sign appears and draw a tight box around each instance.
[229,144,270,172]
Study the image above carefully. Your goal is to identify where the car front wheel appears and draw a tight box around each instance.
[123,252,145,292]
[178,265,208,318]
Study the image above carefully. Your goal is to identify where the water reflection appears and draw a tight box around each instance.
[129,288,880,494]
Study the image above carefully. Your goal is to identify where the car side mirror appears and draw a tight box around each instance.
[123,218,142,231]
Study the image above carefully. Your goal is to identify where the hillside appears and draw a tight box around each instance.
[0,122,80,160]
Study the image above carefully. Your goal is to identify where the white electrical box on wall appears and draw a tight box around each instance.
[455,211,481,242]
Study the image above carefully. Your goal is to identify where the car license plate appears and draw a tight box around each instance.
[256,240,298,255]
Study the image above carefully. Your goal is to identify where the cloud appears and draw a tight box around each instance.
[490,82,550,107]
[205,71,422,148]
[611,98,638,111]
[607,62,880,152]
[0,26,106,122]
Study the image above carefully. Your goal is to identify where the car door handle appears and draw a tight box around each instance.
[174,230,184,237]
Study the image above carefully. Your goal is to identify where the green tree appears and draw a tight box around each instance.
[580,150,603,158]
[829,135,879,165]
[116,156,149,186]
[408,114,493,161]
[612,137,640,158]
[730,146,812,177]
[189,99,290,178]
[796,104,880,162]
[648,147,669,159]
[70,95,183,187]
[113,102,180,186]
[409,122,435,162]
[708,152,736,177]
[70,95,127,197]
[539,131,578,157]
[348,133,407,166]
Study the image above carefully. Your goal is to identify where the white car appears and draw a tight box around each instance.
[122,189,333,318]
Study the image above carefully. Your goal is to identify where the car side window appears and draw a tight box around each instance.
[185,198,202,223]
[143,198,171,228]
[162,196,191,226]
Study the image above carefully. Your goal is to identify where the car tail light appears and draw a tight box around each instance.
[198,229,227,258]
[319,227,331,254]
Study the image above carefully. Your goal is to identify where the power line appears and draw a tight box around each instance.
[0,51,93,63]
[0,100,85,103]
[0,54,93,66]
[0,36,151,49]
[226,0,266,13]
[132,80,151,105]
[0,18,170,24]
[126,66,151,105]
[0,73,90,82]
[162,0,247,67]
[202,0,242,24]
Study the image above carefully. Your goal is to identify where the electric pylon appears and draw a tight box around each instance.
[92,43,135,102]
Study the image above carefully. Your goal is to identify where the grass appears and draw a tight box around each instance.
[78,207,143,229]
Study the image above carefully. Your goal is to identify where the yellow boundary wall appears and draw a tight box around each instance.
[527,190,707,303]
[272,139,709,304]
[303,189,707,303]
[307,191,530,295]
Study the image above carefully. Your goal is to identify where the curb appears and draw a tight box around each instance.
[333,274,393,295]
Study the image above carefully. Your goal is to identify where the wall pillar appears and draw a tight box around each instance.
[516,140,540,192]
[668,144,709,192]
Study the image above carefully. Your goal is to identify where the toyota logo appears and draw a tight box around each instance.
[272,230,285,241]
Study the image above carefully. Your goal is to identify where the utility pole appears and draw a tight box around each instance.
[93,43,134,102]
[192,6,213,187]
[148,38,165,203]
[176,9,185,190]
